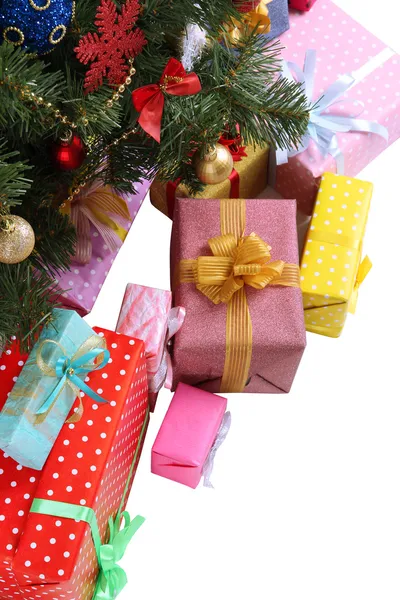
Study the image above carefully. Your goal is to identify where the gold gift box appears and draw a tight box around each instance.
[300,172,373,338]
[150,144,270,218]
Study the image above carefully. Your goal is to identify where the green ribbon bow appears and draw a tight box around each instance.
[95,512,145,600]
[31,500,144,600]
[30,405,149,599]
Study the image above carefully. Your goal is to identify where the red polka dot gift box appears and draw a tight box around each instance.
[0,328,149,600]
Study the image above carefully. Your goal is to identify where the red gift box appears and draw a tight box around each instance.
[0,328,148,600]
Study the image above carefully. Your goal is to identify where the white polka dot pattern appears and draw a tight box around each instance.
[275,1,400,215]
[57,179,151,315]
[301,173,373,337]
[0,342,38,597]
[0,330,148,600]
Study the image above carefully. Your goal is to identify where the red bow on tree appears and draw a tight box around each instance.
[132,57,201,142]
[219,133,248,161]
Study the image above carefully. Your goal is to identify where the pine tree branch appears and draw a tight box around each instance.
[0,139,32,211]
[0,3,312,347]
[0,263,62,352]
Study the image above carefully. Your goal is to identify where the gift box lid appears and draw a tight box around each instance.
[301,173,373,304]
[171,198,306,393]
[10,328,148,587]
[152,383,227,466]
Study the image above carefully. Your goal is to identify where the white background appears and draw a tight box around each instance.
[86,2,400,598]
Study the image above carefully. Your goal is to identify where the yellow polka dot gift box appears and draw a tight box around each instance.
[300,173,373,337]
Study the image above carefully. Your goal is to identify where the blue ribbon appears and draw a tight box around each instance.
[36,341,110,416]
[277,49,389,172]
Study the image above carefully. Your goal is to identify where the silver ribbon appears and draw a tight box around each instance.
[203,411,232,489]
[148,306,186,394]
[276,49,389,172]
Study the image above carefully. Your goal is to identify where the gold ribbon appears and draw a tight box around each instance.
[306,229,372,317]
[228,0,272,42]
[35,335,107,424]
[179,199,300,392]
[61,184,131,264]
[349,255,372,314]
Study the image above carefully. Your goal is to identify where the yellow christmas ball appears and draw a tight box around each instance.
[193,143,234,185]
[0,215,35,264]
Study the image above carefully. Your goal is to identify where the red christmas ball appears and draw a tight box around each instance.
[52,134,86,171]
[232,0,259,12]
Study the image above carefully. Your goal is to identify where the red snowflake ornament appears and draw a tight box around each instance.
[75,0,146,93]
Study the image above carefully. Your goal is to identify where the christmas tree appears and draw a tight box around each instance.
[0,0,310,350]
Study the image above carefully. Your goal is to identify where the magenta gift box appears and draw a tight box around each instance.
[151,383,227,489]
[57,179,151,315]
[275,0,400,215]
[171,198,306,394]
[116,283,172,411]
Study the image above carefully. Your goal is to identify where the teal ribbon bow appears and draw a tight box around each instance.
[35,336,110,417]
[277,49,389,172]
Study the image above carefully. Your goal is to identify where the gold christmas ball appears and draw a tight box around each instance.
[0,215,35,264]
[193,143,234,185]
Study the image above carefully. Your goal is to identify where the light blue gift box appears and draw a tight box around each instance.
[0,309,100,470]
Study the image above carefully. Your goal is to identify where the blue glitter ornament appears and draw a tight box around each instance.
[0,0,75,55]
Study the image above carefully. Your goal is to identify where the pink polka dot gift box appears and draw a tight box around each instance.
[0,328,149,600]
[274,0,400,215]
[57,178,152,317]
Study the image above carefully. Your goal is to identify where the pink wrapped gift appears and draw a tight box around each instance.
[116,283,185,411]
[171,198,306,394]
[151,383,228,489]
[57,179,151,315]
[289,0,317,11]
[275,1,400,215]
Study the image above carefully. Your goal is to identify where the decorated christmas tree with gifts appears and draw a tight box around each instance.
[0,0,311,350]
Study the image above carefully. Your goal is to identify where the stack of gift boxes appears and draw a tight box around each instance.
[1,1,399,599]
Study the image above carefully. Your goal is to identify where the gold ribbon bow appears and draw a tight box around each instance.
[228,0,272,43]
[61,182,131,265]
[349,255,372,314]
[179,199,299,392]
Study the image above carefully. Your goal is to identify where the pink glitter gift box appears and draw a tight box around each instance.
[151,383,227,489]
[171,198,306,394]
[275,0,400,215]
[57,179,151,315]
[116,283,185,411]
